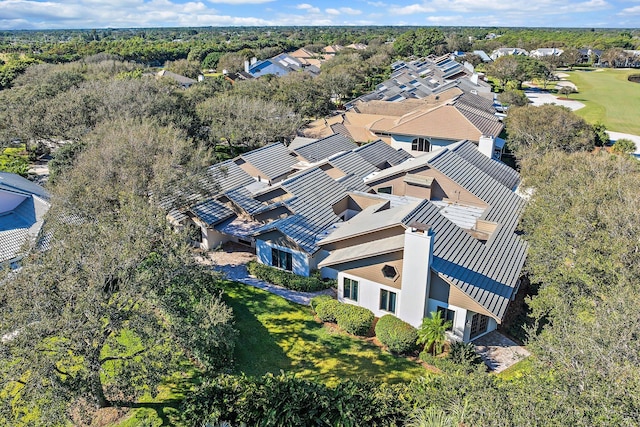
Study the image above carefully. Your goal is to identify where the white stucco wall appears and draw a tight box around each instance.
[399,228,433,327]
[200,227,230,250]
[390,135,461,156]
[337,272,402,320]
[427,298,467,342]
[256,239,310,277]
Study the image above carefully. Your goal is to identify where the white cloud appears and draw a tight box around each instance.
[296,3,321,13]
[425,14,463,23]
[621,5,640,13]
[390,3,435,15]
[325,7,362,15]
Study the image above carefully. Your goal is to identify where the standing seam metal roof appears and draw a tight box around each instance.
[292,134,358,163]
[449,141,520,190]
[240,143,298,180]
[353,140,413,168]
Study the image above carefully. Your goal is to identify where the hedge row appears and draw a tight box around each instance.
[246,261,334,292]
[374,314,419,355]
[181,373,408,426]
[310,296,374,336]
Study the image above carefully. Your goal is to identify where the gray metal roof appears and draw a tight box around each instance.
[449,141,520,190]
[402,199,527,321]
[204,160,254,194]
[427,149,525,231]
[240,143,298,180]
[191,198,235,226]
[293,134,357,163]
[0,172,50,200]
[353,140,413,168]
[0,174,50,263]
[258,167,348,253]
[328,151,379,192]
[225,186,265,215]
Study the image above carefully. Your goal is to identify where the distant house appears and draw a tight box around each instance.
[344,55,491,108]
[223,70,254,84]
[530,48,564,58]
[346,43,368,50]
[245,53,320,78]
[490,48,529,61]
[156,69,197,88]
[0,173,50,267]
[579,48,603,64]
[322,45,343,56]
[472,50,492,63]
[305,91,505,158]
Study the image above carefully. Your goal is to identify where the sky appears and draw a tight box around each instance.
[0,0,639,30]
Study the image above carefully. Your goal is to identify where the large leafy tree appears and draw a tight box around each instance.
[505,104,595,161]
[394,28,446,57]
[0,119,235,424]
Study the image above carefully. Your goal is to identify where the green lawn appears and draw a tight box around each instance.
[564,69,640,135]
[113,281,426,426]
[222,280,427,385]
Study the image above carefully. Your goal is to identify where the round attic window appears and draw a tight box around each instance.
[382,264,398,280]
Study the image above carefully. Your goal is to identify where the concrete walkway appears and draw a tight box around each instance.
[203,244,335,305]
[473,330,530,373]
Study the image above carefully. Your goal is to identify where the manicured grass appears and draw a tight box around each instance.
[565,69,640,135]
[221,280,427,385]
[113,280,427,425]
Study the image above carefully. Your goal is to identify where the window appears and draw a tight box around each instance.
[381,265,398,280]
[379,289,397,313]
[343,277,359,301]
[437,306,455,331]
[377,186,392,194]
[271,248,293,271]
[411,138,430,152]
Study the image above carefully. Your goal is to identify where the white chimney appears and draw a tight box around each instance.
[197,74,204,82]
[399,223,434,328]
[250,57,257,65]
[478,135,495,159]
[244,60,250,73]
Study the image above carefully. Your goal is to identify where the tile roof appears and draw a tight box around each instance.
[292,134,358,163]
[240,143,298,180]
[328,151,379,192]
[203,160,254,194]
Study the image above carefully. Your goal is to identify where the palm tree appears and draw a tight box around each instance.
[417,311,452,356]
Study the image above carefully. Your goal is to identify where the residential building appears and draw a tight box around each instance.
[530,48,564,58]
[345,55,491,108]
[304,90,505,158]
[171,133,525,342]
[318,140,525,342]
[245,53,320,78]
[0,173,50,267]
[156,69,197,88]
[489,48,529,61]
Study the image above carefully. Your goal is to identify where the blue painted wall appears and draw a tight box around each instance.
[256,238,310,277]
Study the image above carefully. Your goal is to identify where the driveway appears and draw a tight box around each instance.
[473,331,530,373]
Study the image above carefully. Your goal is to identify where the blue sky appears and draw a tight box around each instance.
[0,0,639,29]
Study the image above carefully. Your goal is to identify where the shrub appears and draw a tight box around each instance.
[310,294,333,312]
[375,314,419,354]
[448,341,484,368]
[246,261,333,292]
[314,299,342,323]
[336,304,374,336]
